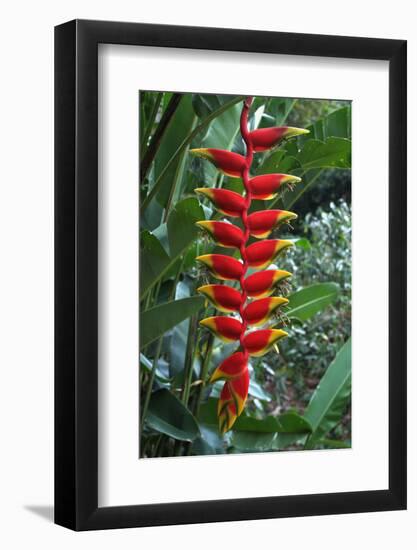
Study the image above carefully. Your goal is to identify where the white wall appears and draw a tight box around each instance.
[0,1,415,548]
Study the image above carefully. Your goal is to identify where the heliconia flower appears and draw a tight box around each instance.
[242,296,288,326]
[199,316,243,342]
[247,209,297,238]
[197,284,243,313]
[243,328,288,357]
[249,126,309,152]
[243,269,292,298]
[249,173,302,200]
[190,148,246,178]
[246,239,294,269]
[194,188,246,217]
[218,368,250,432]
[210,351,247,382]
[196,220,244,249]
[196,254,243,281]
[194,98,305,432]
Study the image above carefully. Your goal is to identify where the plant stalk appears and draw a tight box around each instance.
[194,333,215,418]
[141,93,183,180]
[140,92,163,158]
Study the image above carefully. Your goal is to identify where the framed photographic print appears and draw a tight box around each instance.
[55,19,407,530]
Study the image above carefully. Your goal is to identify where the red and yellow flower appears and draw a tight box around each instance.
[242,296,288,326]
[243,269,292,298]
[197,284,242,313]
[249,126,309,152]
[190,148,246,177]
[217,369,250,433]
[196,220,244,248]
[196,254,243,281]
[199,316,243,342]
[194,188,246,217]
[247,209,297,238]
[210,351,247,383]
[245,239,294,269]
[243,328,288,356]
[192,97,307,432]
[249,173,301,200]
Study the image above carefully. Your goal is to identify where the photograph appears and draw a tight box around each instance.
[139,91,352,458]
[0,1,410,543]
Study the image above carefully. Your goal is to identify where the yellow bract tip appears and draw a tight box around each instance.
[189,148,212,160]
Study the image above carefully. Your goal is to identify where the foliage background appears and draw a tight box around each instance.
[139,92,351,457]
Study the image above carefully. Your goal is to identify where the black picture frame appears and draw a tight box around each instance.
[55,19,407,531]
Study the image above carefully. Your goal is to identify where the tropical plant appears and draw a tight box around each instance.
[191,97,309,433]
[139,92,351,457]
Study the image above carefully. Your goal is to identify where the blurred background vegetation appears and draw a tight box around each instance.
[139,92,351,457]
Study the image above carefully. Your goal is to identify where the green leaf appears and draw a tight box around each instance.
[319,438,351,449]
[298,137,351,170]
[280,168,322,209]
[272,433,308,450]
[192,94,237,118]
[233,412,312,434]
[146,389,199,441]
[140,296,204,348]
[233,415,281,433]
[232,431,277,451]
[191,424,225,455]
[141,95,245,213]
[268,97,297,126]
[197,398,218,426]
[304,338,351,449]
[154,95,196,207]
[255,149,287,175]
[305,106,351,141]
[285,283,340,322]
[249,379,272,402]
[140,197,205,299]
[231,413,312,452]
[167,197,204,258]
[140,353,170,383]
[140,230,170,297]
[289,237,312,250]
[277,411,313,433]
[325,106,351,139]
[169,282,191,377]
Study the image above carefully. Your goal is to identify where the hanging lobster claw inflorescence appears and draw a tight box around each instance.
[191,98,308,433]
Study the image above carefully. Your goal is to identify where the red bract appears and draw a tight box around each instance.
[196,220,244,249]
[250,126,309,152]
[196,254,243,281]
[243,269,292,298]
[197,284,243,313]
[243,296,288,326]
[194,188,246,217]
[243,329,288,356]
[199,316,243,342]
[218,368,250,433]
[249,173,301,200]
[210,351,247,382]
[190,148,246,177]
[193,97,307,432]
[247,209,297,238]
[246,239,294,269]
